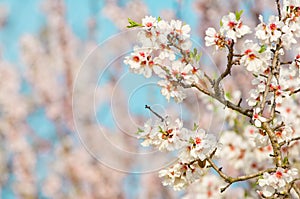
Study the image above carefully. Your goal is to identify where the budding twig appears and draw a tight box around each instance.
[289,88,300,96]
[279,136,300,147]
[206,156,276,193]
[276,0,282,20]
[145,105,164,122]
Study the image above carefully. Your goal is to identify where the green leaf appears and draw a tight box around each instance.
[189,48,197,59]
[258,45,267,53]
[127,18,142,28]
[196,52,202,62]
[189,52,194,59]
[157,16,162,22]
[235,10,244,21]
[220,19,223,27]
[193,123,199,131]
[136,128,144,134]
[283,157,289,165]
[225,92,232,100]
[193,48,197,55]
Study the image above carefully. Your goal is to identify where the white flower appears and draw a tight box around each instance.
[291,51,300,77]
[281,25,297,49]
[252,108,267,127]
[258,167,299,197]
[159,163,186,190]
[138,117,187,151]
[179,128,217,162]
[159,161,204,191]
[137,29,158,48]
[124,46,157,78]
[274,125,294,143]
[156,20,172,43]
[142,16,157,29]
[283,0,300,8]
[218,131,249,170]
[247,89,261,107]
[255,15,284,45]
[205,27,227,50]
[170,20,191,40]
[220,12,251,42]
[158,79,186,103]
[183,174,226,199]
[245,125,269,147]
[240,40,271,73]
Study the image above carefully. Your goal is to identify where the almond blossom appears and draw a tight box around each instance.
[220,12,251,42]
[204,27,227,50]
[258,167,298,197]
[142,16,157,29]
[179,128,218,162]
[252,108,267,127]
[124,46,157,78]
[137,117,186,151]
[240,40,271,73]
[255,15,284,45]
[158,161,203,191]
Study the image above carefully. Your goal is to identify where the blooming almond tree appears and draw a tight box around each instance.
[124,0,300,198]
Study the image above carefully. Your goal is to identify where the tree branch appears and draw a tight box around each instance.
[279,136,300,147]
[276,0,282,20]
[292,184,300,198]
[206,157,276,193]
[191,83,252,117]
[289,88,300,96]
[262,122,282,167]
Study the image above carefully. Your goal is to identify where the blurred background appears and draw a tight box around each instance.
[0,0,277,198]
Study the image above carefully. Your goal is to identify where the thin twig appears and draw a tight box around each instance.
[292,184,300,198]
[280,61,293,65]
[290,88,300,96]
[276,0,282,20]
[191,83,252,117]
[214,42,235,97]
[279,136,300,146]
[206,157,276,193]
[145,105,164,122]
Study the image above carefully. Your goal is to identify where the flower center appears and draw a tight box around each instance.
[146,22,153,27]
[276,171,283,178]
[248,53,256,60]
[269,23,277,31]
[133,56,139,62]
[228,21,236,29]
[195,137,202,145]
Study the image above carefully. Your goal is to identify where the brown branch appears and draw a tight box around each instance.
[260,42,282,113]
[262,122,282,167]
[280,61,293,65]
[145,105,165,122]
[204,72,214,86]
[188,42,253,118]
[276,0,282,20]
[289,88,300,96]
[206,157,276,193]
[260,69,273,112]
[279,136,300,147]
[191,83,252,117]
[292,184,300,198]
[214,42,234,97]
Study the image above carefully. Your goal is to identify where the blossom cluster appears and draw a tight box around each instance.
[138,117,218,190]
[258,167,299,197]
[124,16,203,102]
[205,11,251,50]
[127,0,300,197]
